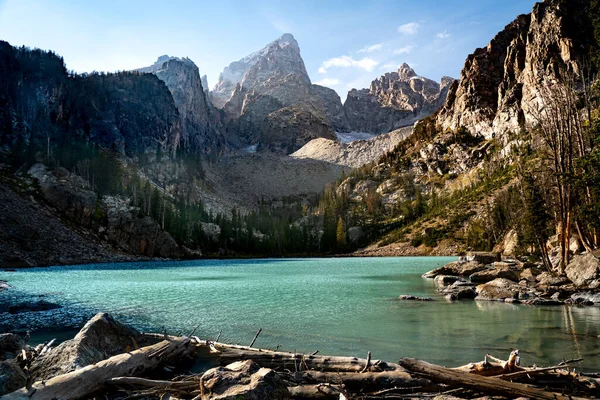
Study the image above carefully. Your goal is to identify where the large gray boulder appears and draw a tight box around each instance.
[422,261,486,278]
[565,253,600,287]
[200,360,290,400]
[469,266,520,284]
[0,360,27,395]
[30,312,141,381]
[0,334,24,361]
[475,278,521,301]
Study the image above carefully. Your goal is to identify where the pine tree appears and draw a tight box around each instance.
[336,217,347,250]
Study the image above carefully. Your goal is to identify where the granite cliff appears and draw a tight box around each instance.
[138,56,225,156]
[437,0,597,139]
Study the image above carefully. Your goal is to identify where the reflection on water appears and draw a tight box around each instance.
[1,257,600,371]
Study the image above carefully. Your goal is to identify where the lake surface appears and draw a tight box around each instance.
[2,257,600,371]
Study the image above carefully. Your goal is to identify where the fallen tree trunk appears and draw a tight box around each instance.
[299,370,433,392]
[399,358,588,400]
[205,342,403,373]
[4,337,195,400]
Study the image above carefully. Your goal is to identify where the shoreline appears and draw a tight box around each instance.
[2,312,598,399]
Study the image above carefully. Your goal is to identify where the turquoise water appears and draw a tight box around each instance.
[1,257,600,370]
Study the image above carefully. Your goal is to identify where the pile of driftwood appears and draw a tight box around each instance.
[6,324,600,400]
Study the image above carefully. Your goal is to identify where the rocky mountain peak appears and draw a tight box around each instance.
[344,67,455,134]
[138,56,224,155]
[398,63,417,80]
[211,33,304,109]
[213,34,335,154]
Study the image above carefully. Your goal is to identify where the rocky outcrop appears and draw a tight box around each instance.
[200,360,290,400]
[436,0,595,139]
[27,163,182,260]
[343,64,454,134]
[138,56,225,155]
[213,34,335,154]
[101,195,182,258]
[312,84,349,132]
[30,312,142,381]
[0,177,127,268]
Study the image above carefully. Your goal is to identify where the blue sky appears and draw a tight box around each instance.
[0,0,537,100]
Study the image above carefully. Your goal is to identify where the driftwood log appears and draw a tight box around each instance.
[399,358,588,400]
[200,341,403,373]
[4,337,195,400]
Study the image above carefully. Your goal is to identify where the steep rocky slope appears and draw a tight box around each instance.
[291,127,413,168]
[0,170,137,267]
[0,41,182,158]
[437,0,596,139]
[312,84,350,132]
[343,64,454,134]
[212,34,336,154]
[138,56,225,156]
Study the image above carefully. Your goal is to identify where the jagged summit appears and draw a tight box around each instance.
[137,56,225,155]
[398,63,418,80]
[212,33,335,154]
[343,66,455,134]
[211,33,302,109]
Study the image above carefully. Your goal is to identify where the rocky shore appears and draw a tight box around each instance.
[1,313,598,399]
[420,252,600,306]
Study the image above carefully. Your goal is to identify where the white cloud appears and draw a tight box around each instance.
[393,45,414,55]
[398,22,419,35]
[357,43,383,53]
[319,55,379,73]
[380,62,399,70]
[436,30,450,39]
[315,78,340,86]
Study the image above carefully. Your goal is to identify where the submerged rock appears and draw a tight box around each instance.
[6,300,62,314]
[30,312,142,381]
[398,295,434,301]
[200,359,290,400]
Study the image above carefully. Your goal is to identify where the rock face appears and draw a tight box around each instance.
[138,56,224,155]
[200,360,290,400]
[30,312,141,381]
[436,0,594,139]
[212,34,336,154]
[343,64,454,134]
[28,164,182,259]
[312,84,349,132]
